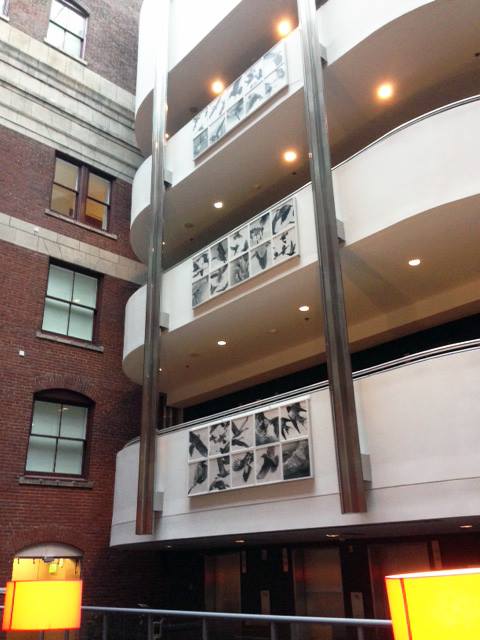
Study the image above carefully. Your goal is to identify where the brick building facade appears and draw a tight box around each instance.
[0,0,154,605]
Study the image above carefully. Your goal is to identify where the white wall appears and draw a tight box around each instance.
[111,347,480,546]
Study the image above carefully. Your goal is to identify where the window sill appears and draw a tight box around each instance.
[43,38,88,66]
[45,209,118,240]
[19,475,94,489]
[36,330,104,352]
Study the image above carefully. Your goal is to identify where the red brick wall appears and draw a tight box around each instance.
[0,241,151,605]
[8,0,142,93]
[0,128,137,261]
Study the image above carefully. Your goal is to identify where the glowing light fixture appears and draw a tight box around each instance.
[299,305,310,312]
[211,80,225,95]
[386,568,480,640]
[235,539,246,544]
[460,524,473,529]
[326,533,339,538]
[213,201,224,209]
[2,580,83,632]
[376,82,394,101]
[283,149,298,163]
[408,258,421,267]
[277,19,293,37]
[217,340,227,346]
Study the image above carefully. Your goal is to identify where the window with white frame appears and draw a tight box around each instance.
[47,0,87,58]
[25,397,89,476]
[0,0,9,16]
[42,264,98,342]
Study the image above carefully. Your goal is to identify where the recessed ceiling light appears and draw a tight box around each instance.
[408,258,421,267]
[376,82,394,101]
[326,533,339,538]
[460,524,473,529]
[213,201,224,209]
[211,79,225,95]
[283,149,298,163]
[267,328,278,334]
[235,539,245,544]
[277,19,292,37]
[158,368,163,372]
[165,544,173,549]
[165,133,169,140]
[299,305,310,312]
[217,339,227,346]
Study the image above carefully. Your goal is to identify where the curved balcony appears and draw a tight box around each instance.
[124,97,480,405]
[111,341,480,546]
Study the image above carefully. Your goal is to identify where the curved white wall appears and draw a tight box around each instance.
[111,346,480,545]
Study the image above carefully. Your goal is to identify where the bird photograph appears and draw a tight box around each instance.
[256,446,280,481]
[231,416,254,449]
[250,212,270,246]
[210,265,228,296]
[282,440,310,480]
[271,201,295,235]
[189,429,208,459]
[192,251,209,280]
[273,227,296,262]
[209,422,230,455]
[229,226,249,257]
[255,411,279,445]
[209,456,230,491]
[280,402,309,440]
[232,450,254,485]
[230,253,249,284]
[210,239,228,268]
[250,241,271,275]
[188,460,208,494]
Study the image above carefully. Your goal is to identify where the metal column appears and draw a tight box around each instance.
[297,0,366,512]
[136,0,170,535]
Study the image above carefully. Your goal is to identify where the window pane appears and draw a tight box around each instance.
[1,0,7,15]
[64,31,82,58]
[31,401,61,436]
[88,174,110,205]
[60,405,87,439]
[51,0,85,36]
[47,21,65,49]
[55,439,83,475]
[54,158,78,190]
[26,436,56,473]
[51,184,76,217]
[42,298,70,335]
[47,265,73,301]
[72,273,97,309]
[85,198,108,229]
[68,305,94,341]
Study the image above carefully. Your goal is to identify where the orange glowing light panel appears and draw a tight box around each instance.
[2,580,83,631]
[386,568,480,640]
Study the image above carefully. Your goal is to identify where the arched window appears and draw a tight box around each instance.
[25,390,93,477]
[47,0,88,59]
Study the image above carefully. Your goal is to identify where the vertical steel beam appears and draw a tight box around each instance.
[297,0,366,512]
[136,0,170,535]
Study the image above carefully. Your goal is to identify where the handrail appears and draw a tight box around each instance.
[119,338,480,445]
[82,605,392,628]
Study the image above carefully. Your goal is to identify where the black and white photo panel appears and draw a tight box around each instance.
[210,265,228,297]
[243,60,263,94]
[263,42,285,77]
[188,427,209,461]
[193,129,208,158]
[280,401,309,440]
[209,117,226,146]
[210,238,228,269]
[192,108,208,135]
[209,455,230,492]
[230,253,249,286]
[192,276,209,307]
[250,212,270,247]
[232,450,255,488]
[282,439,311,481]
[264,65,288,99]
[209,421,230,456]
[231,415,254,450]
[188,460,208,495]
[226,78,243,108]
[208,94,226,123]
[245,82,266,117]
[229,225,249,258]
[192,251,209,281]
[272,226,297,264]
[256,445,282,484]
[226,99,244,131]
[255,409,280,446]
[271,200,295,235]
[250,241,272,277]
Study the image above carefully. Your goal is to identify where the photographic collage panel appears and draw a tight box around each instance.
[191,198,297,308]
[188,398,312,496]
[193,41,287,158]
